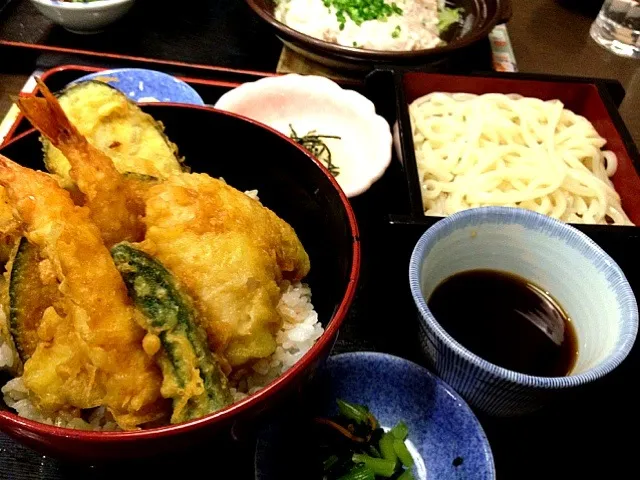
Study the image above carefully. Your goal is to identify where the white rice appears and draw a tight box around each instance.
[1,377,120,431]
[244,189,260,201]
[230,281,323,401]
[0,281,321,430]
[0,307,17,371]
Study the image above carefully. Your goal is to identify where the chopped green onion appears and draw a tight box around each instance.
[379,431,398,463]
[390,421,409,440]
[393,439,414,467]
[323,0,403,28]
[323,454,340,471]
[397,469,416,480]
[391,25,401,38]
[337,399,370,425]
[337,464,376,480]
[352,454,397,477]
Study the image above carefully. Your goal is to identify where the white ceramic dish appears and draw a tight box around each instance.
[30,0,135,34]
[214,74,392,198]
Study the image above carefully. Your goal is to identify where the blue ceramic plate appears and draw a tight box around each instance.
[70,68,205,105]
[255,352,495,480]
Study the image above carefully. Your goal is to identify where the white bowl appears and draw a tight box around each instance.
[30,0,135,34]
[214,74,392,198]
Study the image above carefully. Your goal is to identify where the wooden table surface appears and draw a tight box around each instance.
[508,0,640,145]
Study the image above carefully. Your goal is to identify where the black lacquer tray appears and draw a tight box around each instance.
[0,65,637,480]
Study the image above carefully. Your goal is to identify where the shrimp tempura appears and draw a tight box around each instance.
[16,79,144,246]
[0,155,166,429]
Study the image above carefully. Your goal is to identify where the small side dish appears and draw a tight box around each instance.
[70,68,206,105]
[274,0,462,51]
[29,0,135,33]
[410,207,638,415]
[317,399,416,480]
[215,74,392,198]
[409,92,633,225]
[254,352,495,480]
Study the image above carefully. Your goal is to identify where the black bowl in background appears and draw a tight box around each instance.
[246,0,512,69]
[0,104,360,460]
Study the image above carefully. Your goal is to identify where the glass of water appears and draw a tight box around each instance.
[590,0,640,58]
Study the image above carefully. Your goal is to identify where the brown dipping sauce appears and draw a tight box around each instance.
[427,269,578,377]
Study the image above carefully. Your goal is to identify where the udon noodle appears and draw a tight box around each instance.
[409,92,632,225]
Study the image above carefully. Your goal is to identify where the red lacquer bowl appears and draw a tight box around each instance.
[0,104,360,460]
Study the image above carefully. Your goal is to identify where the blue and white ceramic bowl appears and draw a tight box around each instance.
[72,68,205,105]
[410,207,638,416]
[255,352,495,480]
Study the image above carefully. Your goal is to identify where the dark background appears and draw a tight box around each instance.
[0,0,637,478]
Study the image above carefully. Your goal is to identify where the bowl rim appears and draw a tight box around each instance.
[245,0,507,60]
[255,351,496,480]
[214,73,393,198]
[0,103,361,441]
[409,206,639,389]
[71,68,206,106]
[30,0,134,9]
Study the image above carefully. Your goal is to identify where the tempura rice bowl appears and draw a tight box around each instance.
[0,104,359,459]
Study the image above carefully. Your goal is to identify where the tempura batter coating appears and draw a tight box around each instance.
[16,81,144,246]
[13,84,311,371]
[141,174,310,367]
[0,187,21,264]
[0,156,165,429]
[42,81,183,189]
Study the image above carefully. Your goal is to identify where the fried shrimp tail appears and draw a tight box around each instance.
[16,79,143,246]
[0,155,165,429]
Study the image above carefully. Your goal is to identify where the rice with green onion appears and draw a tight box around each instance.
[274,0,445,51]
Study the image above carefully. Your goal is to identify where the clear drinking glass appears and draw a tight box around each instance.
[590,0,640,58]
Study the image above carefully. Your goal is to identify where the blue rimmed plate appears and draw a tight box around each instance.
[70,68,205,105]
[254,352,495,480]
